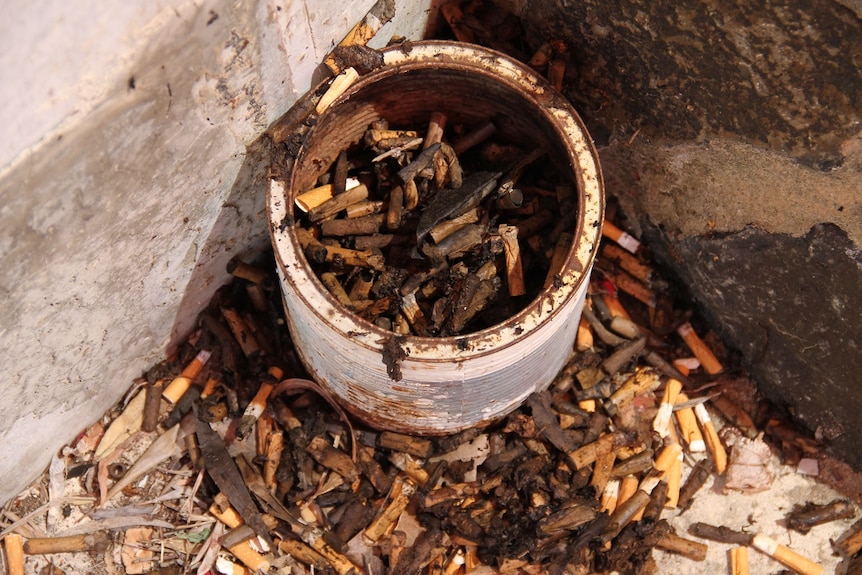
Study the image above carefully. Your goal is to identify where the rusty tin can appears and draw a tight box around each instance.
[268,41,604,434]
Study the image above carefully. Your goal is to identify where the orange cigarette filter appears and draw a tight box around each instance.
[576,316,593,351]
[676,322,723,375]
[729,546,749,575]
[695,402,728,474]
[675,393,706,453]
[602,220,640,253]
[162,349,211,403]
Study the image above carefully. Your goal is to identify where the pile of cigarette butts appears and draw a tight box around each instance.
[2,210,860,575]
[3,2,861,575]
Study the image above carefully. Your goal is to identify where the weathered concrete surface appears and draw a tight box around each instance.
[512,0,862,464]
[0,0,431,506]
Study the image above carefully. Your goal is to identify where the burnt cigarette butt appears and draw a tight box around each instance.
[320,213,384,237]
[606,269,656,307]
[428,209,480,244]
[316,67,359,114]
[279,539,328,571]
[602,220,640,253]
[307,436,359,482]
[308,183,369,222]
[222,307,262,357]
[263,429,283,490]
[241,366,282,423]
[548,58,566,91]
[162,349,211,403]
[498,224,526,297]
[226,259,269,285]
[751,533,824,575]
[606,364,657,412]
[834,519,862,558]
[675,393,706,453]
[422,224,485,261]
[321,272,357,309]
[452,121,496,155]
[568,433,616,470]
[397,142,441,186]
[730,546,749,575]
[322,15,379,75]
[310,536,361,575]
[576,316,594,351]
[344,200,385,219]
[444,548,466,575]
[24,532,112,555]
[378,431,433,459]
[676,321,724,375]
[655,531,708,562]
[364,476,416,543]
[348,269,375,302]
[389,452,430,487]
[323,245,385,270]
[141,380,162,433]
[678,458,713,511]
[601,243,654,284]
[787,499,856,534]
[601,335,648,377]
[255,413,273,457]
[602,476,658,541]
[403,178,419,211]
[694,402,727,474]
[590,438,617,498]
[424,111,447,150]
[386,185,404,229]
[365,128,420,145]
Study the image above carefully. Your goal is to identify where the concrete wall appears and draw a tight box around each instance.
[0,0,430,506]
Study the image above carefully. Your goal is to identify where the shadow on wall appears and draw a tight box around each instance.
[167,135,274,353]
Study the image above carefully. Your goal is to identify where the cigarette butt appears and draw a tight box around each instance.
[730,546,749,575]
[162,349,211,403]
[263,430,283,489]
[603,293,633,321]
[752,533,824,575]
[675,393,706,452]
[309,537,361,575]
[424,111,447,150]
[653,378,683,437]
[24,532,111,555]
[445,548,466,575]
[548,58,566,91]
[364,476,416,543]
[656,531,708,561]
[4,534,25,575]
[295,184,334,212]
[602,221,640,253]
[201,376,219,399]
[226,259,269,285]
[403,178,419,211]
[665,449,683,509]
[576,316,593,351]
[222,307,262,357]
[653,442,683,476]
[578,399,597,412]
[601,479,620,513]
[226,541,270,573]
[695,402,728,474]
[216,556,251,575]
[618,474,639,507]
[320,272,354,309]
[499,224,526,297]
[676,322,723,375]
[316,67,359,114]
